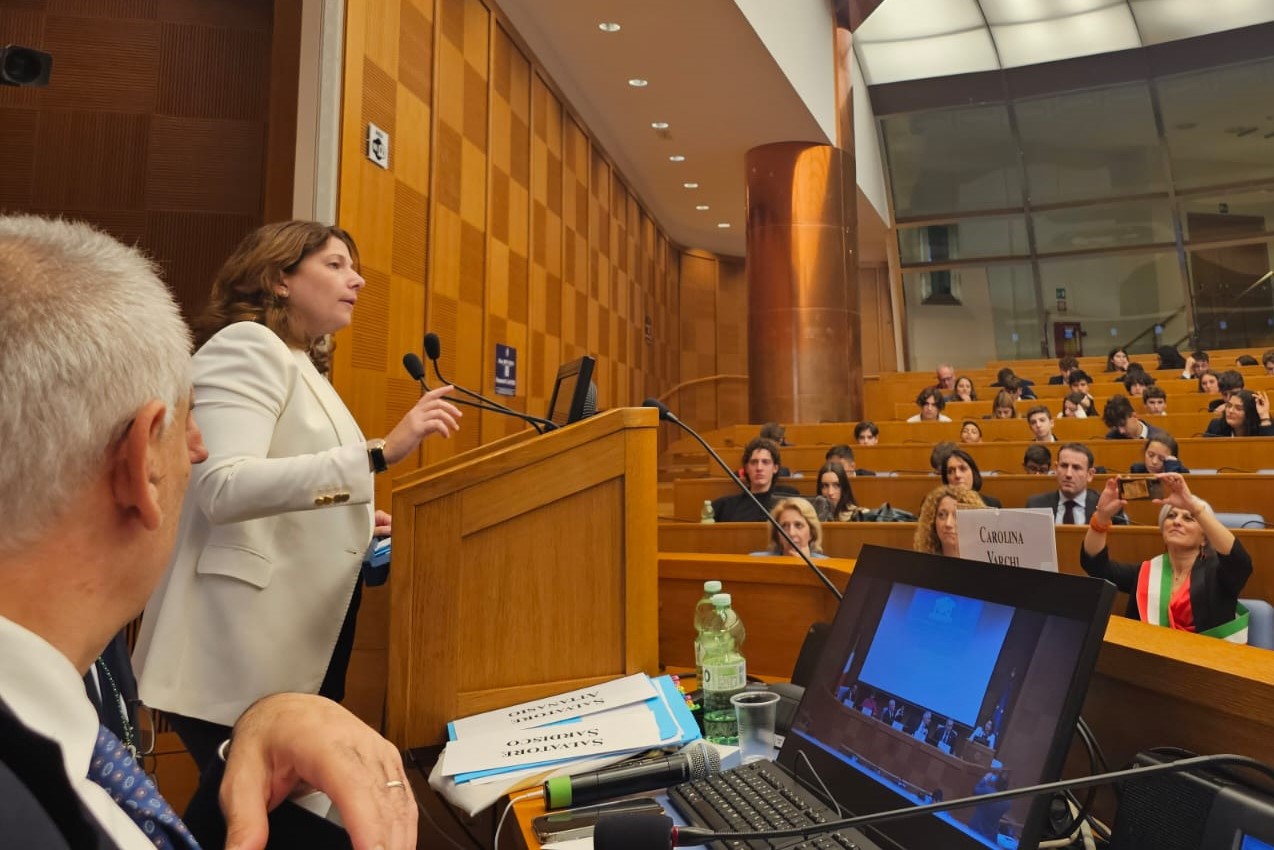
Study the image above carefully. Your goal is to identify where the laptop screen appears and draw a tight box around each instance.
[545,355,596,428]
[780,545,1113,850]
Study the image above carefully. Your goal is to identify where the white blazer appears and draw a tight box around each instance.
[134,322,374,727]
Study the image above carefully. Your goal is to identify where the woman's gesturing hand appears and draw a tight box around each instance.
[383,385,462,465]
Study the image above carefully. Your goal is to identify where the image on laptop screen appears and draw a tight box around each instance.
[780,545,1113,850]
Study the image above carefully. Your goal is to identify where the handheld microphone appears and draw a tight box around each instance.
[544,741,720,810]
[401,352,554,433]
[421,333,557,433]
[643,399,842,601]
[592,752,1274,849]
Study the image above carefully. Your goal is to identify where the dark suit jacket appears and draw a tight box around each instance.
[1047,375,1065,385]
[1025,489,1128,525]
[711,484,802,522]
[1105,422,1172,444]
[0,700,122,849]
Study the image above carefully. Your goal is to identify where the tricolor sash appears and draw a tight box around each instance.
[1136,554,1249,642]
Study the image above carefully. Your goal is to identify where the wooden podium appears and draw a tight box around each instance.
[384,407,660,748]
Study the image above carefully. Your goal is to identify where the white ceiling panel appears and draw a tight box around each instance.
[1130,0,1274,44]
[854,0,986,43]
[978,0,1125,27]
[856,29,1001,86]
[992,4,1141,68]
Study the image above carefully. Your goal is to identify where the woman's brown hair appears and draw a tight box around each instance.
[195,221,359,372]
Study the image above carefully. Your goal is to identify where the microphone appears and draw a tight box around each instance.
[424,332,524,417]
[544,741,720,810]
[401,351,555,434]
[643,399,842,601]
[593,752,1274,849]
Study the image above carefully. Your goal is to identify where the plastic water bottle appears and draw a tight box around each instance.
[700,500,715,523]
[693,580,723,684]
[699,593,746,744]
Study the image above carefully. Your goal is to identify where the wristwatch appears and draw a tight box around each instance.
[367,439,388,474]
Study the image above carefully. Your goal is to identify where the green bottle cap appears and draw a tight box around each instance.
[545,775,572,809]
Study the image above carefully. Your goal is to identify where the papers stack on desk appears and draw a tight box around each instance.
[431,673,699,814]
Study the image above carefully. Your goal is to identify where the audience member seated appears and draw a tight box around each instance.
[815,462,862,521]
[1143,385,1168,415]
[1049,355,1079,385]
[911,710,935,742]
[825,443,875,477]
[1060,392,1090,419]
[1237,354,1259,367]
[1027,442,1126,526]
[1122,369,1154,396]
[989,389,1017,419]
[948,375,977,402]
[1198,370,1220,394]
[941,448,1003,508]
[1023,444,1052,474]
[930,441,959,473]
[1217,370,1245,400]
[991,367,1036,399]
[1081,474,1252,639]
[935,363,956,393]
[1067,369,1095,400]
[1264,349,1274,376]
[914,485,986,557]
[1204,389,1274,437]
[909,387,951,422]
[960,419,983,444]
[879,698,899,725]
[1131,434,1189,474]
[1106,346,1130,377]
[969,771,1011,842]
[1103,394,1172,443]
[854,420,879,446]
[1156,345,1186,373]
[1185,349,1211,379]
[1026,405,1056,442]
[710,437,800,522]
[757,498,826,559]
[937,717,959,750]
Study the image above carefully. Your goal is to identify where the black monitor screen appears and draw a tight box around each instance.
[780,546,1113,850]
[546,355,595,428]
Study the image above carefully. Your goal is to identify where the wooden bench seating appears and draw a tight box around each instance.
[657,522,1274,604]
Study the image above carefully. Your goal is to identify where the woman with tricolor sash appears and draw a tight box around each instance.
[1080,473,1253,641]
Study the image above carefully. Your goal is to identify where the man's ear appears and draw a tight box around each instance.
[109,399,169,531]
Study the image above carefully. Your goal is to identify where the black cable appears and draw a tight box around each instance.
[1043,717,1100,841]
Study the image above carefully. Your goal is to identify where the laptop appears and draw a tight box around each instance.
[669,544,1114,850]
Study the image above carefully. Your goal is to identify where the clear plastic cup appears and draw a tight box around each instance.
[730,690,781,764]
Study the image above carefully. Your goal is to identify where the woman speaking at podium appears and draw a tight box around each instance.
[134,221,462,769]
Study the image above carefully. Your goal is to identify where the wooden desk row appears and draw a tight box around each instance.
[893,394,1225,420]
[656,521,1274,606]
[687,439,1274,479]
[670,474,1274,526]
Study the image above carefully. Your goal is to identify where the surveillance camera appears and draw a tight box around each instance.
[1,44,53,87]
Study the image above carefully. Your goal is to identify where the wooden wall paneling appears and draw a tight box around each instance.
[716,257,748,429]
[528,72,560,418]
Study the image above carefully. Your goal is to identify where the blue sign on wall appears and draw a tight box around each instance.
[495,344,517,396]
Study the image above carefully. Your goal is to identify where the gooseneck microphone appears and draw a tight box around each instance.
[420,334,557,433]
[544,742,721,810]
[592,752,1274,850]
[401,352,555,434]
[642,398,842,601]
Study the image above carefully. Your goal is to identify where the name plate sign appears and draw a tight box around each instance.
[957,508,1058,572]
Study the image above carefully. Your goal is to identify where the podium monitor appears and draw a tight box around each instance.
[547,355,596,428]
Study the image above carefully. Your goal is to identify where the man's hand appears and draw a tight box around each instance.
[220,694,416,850]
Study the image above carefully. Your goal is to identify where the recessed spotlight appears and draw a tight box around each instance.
[695,204,710,211]
[668,155,685,162]
[651,121,669,130]
[717,222,731,229]
[628,78,648,88]
[683,182,699,189]
[598,22,621,32]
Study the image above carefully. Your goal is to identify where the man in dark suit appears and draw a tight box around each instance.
[1026,443,1127,526]
[1102,395,1172,443]
[0,216,415,850]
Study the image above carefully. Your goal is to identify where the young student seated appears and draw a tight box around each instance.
[1142,385,1168,415]
[710,437,801,522]
[1023,444,1052,475]
[854,420,879,446]
[909,387,951,422]
[1130,434,1189,474]
[1049,356,1079,385]
[1025,405,1056,442]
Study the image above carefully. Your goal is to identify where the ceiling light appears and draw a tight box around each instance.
[668,155,685,162]
[651,121,669,130]
[627,78,648,88]
[695,204,710,211]
[717,222,731,229]
[598,22,621,32]
[683,182,699,189]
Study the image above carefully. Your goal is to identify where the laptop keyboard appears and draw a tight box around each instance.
[668,760,866,850]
